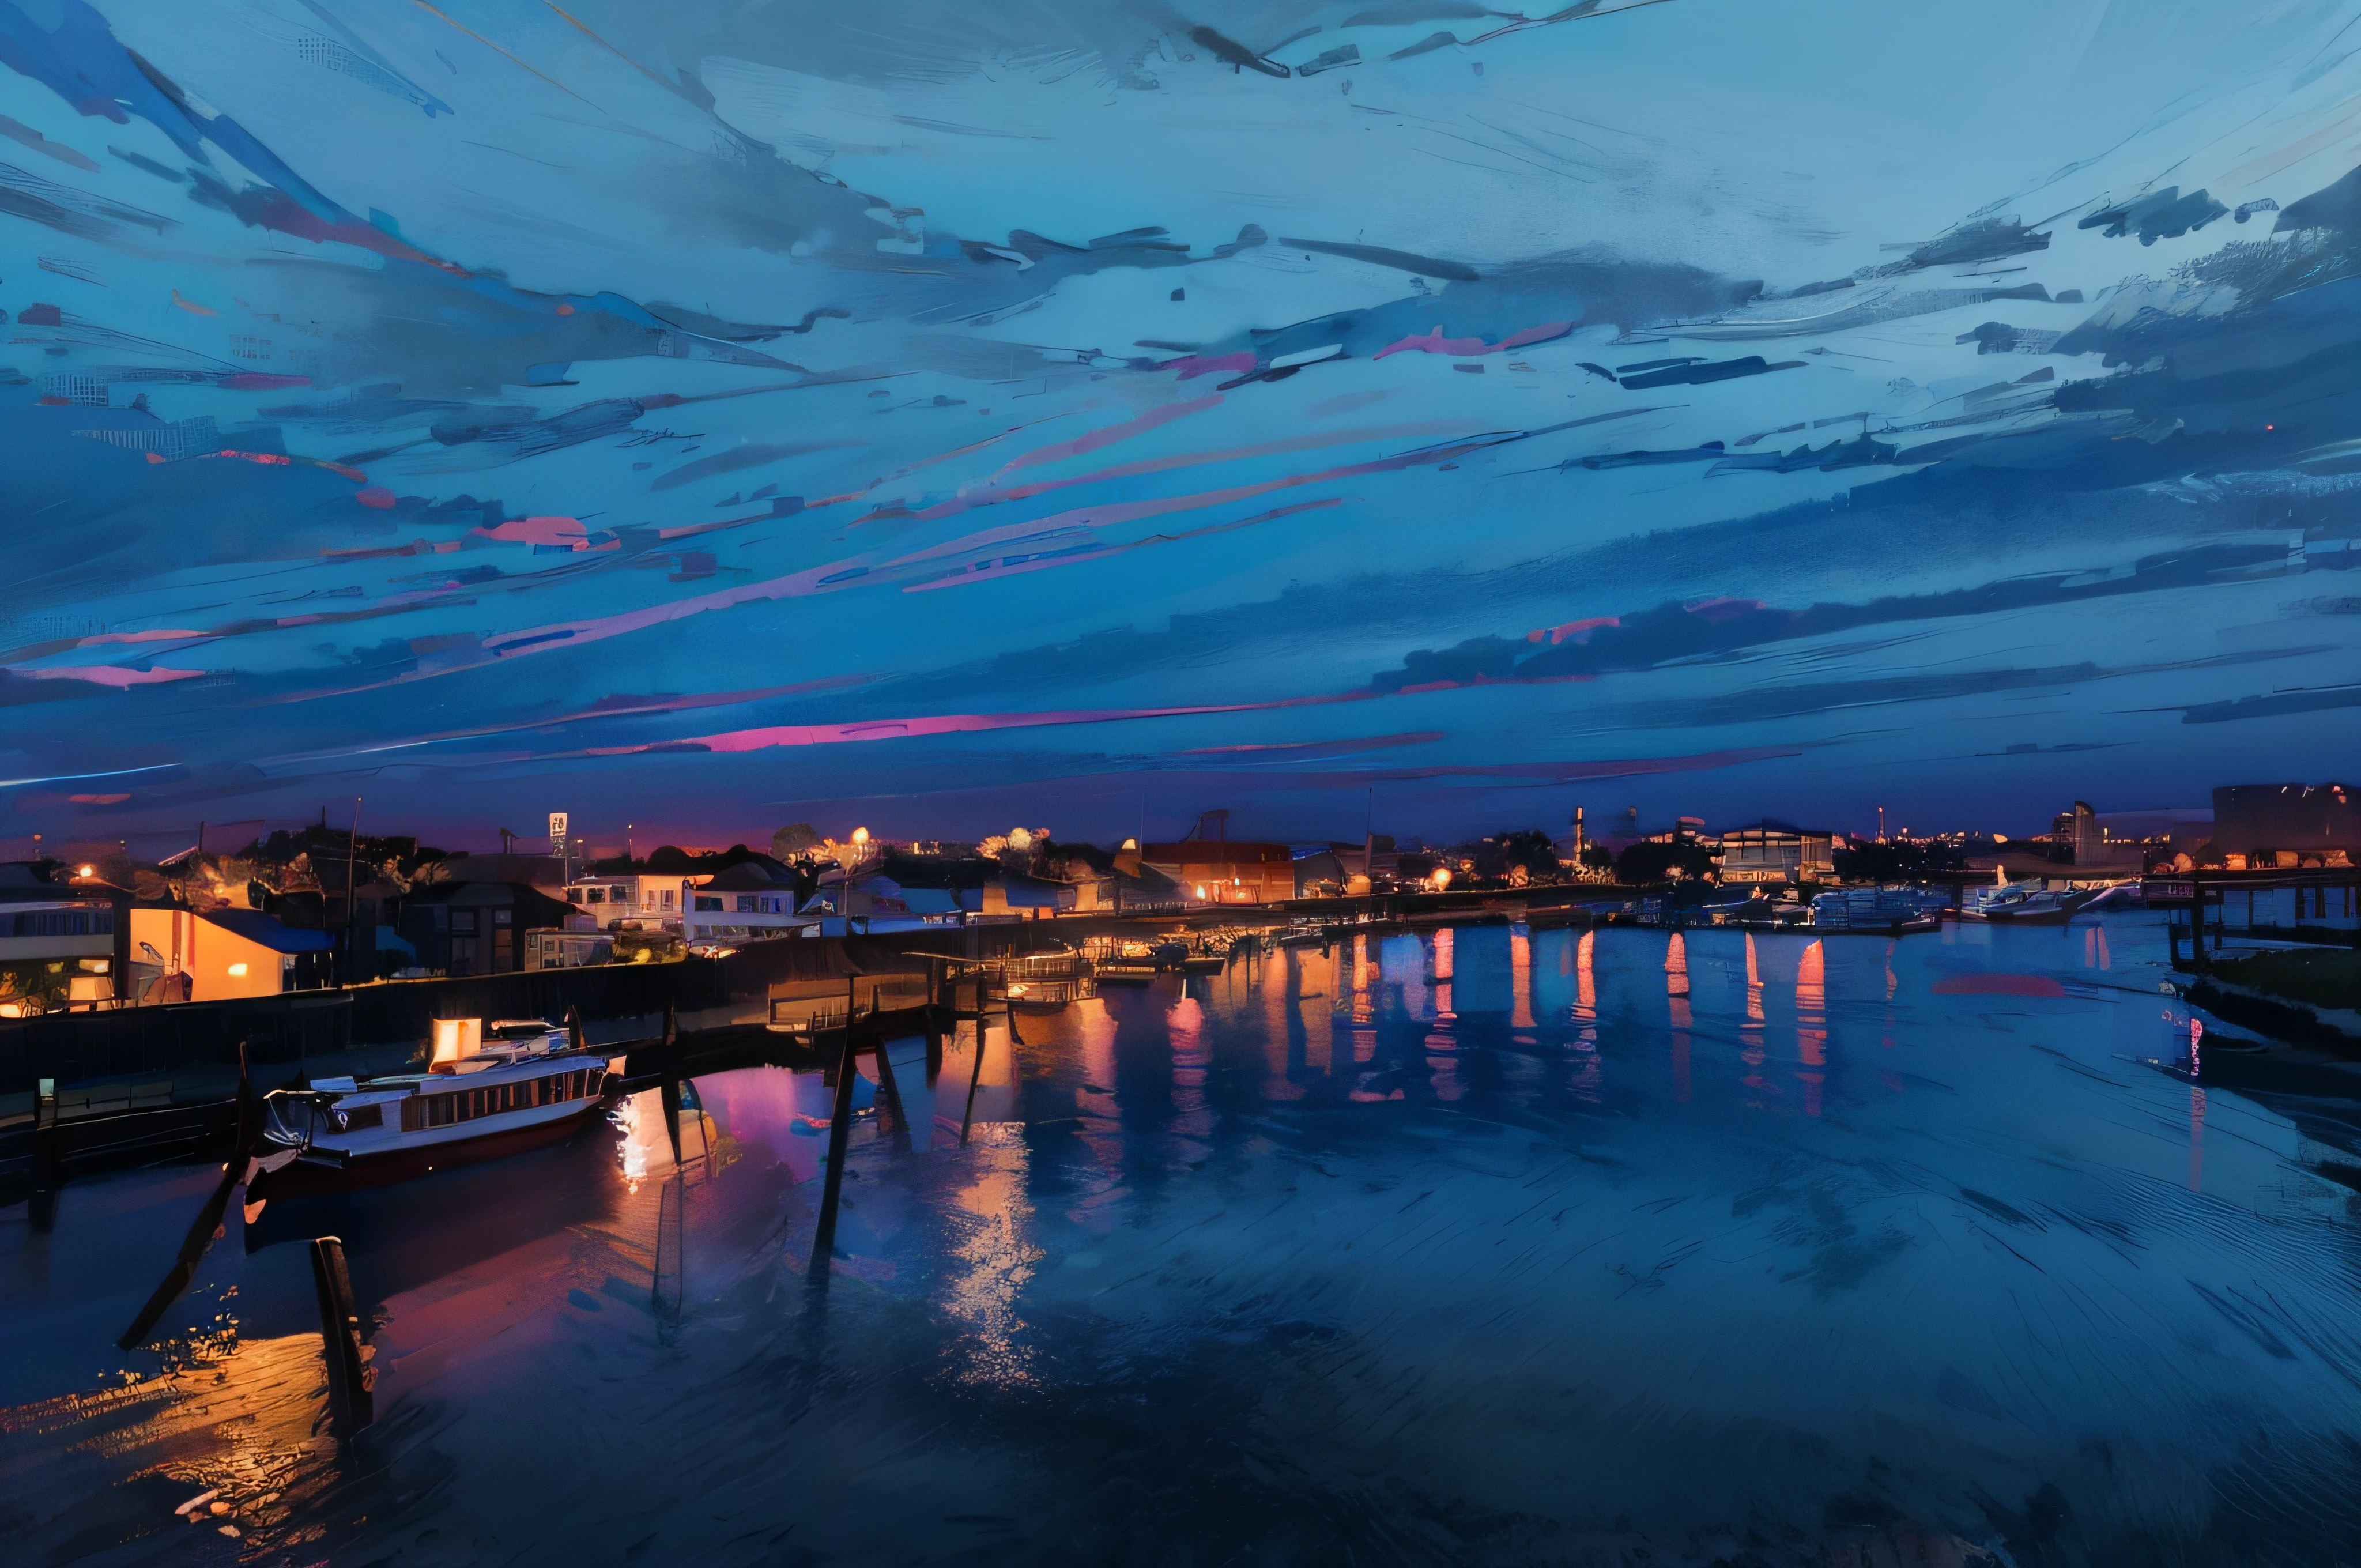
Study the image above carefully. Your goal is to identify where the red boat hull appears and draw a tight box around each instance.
[248,1101,610,1199]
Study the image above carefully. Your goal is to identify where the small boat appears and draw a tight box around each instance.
[1983,889,2100,925]
[248,1017,614,1197]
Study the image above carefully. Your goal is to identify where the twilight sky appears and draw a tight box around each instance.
[4,0,2359,856]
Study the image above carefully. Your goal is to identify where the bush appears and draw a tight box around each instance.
[1615,841,1718,885]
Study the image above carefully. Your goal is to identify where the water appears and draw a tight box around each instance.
[6,918,2361,1566]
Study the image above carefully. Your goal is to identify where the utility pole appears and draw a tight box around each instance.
[344,797,362,985]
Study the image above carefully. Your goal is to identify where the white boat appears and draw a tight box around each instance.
[250,1017,615,1196]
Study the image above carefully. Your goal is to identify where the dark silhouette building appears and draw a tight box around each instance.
[2212,783,2359,866]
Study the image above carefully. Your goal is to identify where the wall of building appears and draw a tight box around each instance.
[127,909,288,1001]
[2213,783,2359,860]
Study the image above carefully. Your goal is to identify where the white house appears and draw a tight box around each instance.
[684,861,813,945]
[564,873,695,930]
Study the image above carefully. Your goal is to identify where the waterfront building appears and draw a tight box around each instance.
[685,860,814,944]
[563,872,698,929]
[1718,821,1837,884]
[2211,783,2358,867]
[123,906,335,1001]
[0,879,120,1012]
[1142,840,1296,903]
[399,881,576,975]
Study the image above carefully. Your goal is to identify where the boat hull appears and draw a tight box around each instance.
[250,1100,609,1198]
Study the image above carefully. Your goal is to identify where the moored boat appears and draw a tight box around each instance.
[1982,888,2100,925]
[248,1017,616,1197]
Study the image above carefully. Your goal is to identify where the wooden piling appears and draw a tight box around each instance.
[959,1011,991,1146]
[29,1078,59,1235]
[924,956,945,1085]
[809,977,861,1272]
[869,1007,908,1133]
[659,1075,684,1166]
[308,1235,373,1434]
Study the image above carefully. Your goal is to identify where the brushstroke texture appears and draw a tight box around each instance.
[2,0,2360,849]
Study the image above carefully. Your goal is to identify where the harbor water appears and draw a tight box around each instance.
[5,918,2359,1565]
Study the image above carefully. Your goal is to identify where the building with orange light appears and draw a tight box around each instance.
[1142,841,1296,904]
[125,906,335,1002]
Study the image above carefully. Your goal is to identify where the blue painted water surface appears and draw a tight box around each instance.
[5,918,2360,1565]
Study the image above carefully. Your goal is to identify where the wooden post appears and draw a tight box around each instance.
[659,1075,684,1166]
[309,1236,373,1434]
[29,1078,59,1235]
[869,995,910,1140]
[2186,875,2205,969]
[959,1008,990,1146]
[809,979,861,1271]
[924,956,944,1084]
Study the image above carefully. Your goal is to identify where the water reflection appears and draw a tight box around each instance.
[1797,938,1827,1118]
[1666,932,1692,1104]
[8,918,2361,1565]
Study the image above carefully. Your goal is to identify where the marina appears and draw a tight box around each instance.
[5,914,2359,1564]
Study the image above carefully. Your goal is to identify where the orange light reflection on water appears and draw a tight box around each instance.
[1796,939,1826,1118]
[1665,933,1692,1103]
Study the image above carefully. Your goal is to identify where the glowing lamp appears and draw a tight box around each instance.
[225,962,248,978]
[78,864,96,879]
[1432,868,1452,889]
[851,827,870,845]
[431,1017,483,1066]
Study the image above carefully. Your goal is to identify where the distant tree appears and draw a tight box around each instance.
[1615,840,1718,885]
[1579,842,1615,872]
[1492,828,1561,881]
[771,823,822,859]
[640,843,777,875]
